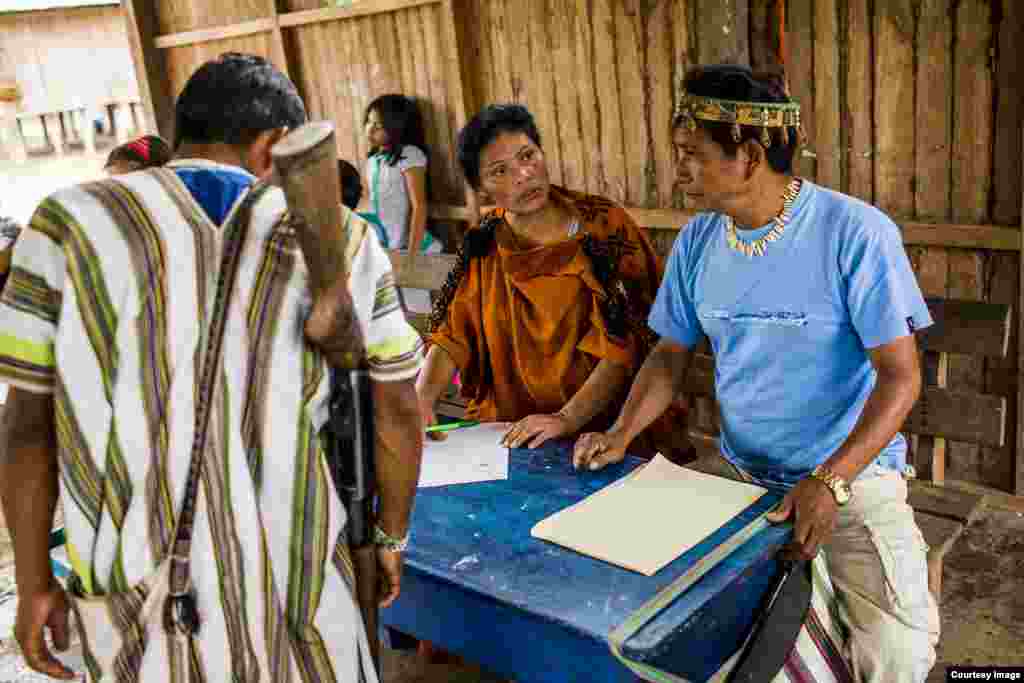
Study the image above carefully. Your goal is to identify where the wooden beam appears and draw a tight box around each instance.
[914,351,949,483]
[695,0,749,65]
[898,223,1020,251]
[686,352,1005,448]
[266,0,290,78]
[429,203,1023,250]
[279,0,440,28]
[1018,126,1024,495]
[914,510,965,598]
[905,387,1006,449]
[919,298,1011,357]
[153,18,275,49]
[121,0,174,140]
[388,250,458,291]
[813,0,841,189]
[907,479,986,525]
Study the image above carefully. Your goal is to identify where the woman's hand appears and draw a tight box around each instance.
[417,394,447,441]
[501,413,575,449]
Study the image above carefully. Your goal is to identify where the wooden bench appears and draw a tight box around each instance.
[388,249,998,602]
[98,97,145,144]
[684,297,1006,601]
[13,105,96,157]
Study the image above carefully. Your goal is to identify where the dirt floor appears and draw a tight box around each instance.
[2,146,1023,681]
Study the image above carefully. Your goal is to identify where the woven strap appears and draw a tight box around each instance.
[164,182,273,632]
[606,515,770,682]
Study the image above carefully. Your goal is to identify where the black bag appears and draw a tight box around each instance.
[727,559,813,683]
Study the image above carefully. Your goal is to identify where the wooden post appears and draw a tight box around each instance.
[121,0,175,140]
[916,352,949,483]
[813,0,840,190]
[440,0,475,214]
[912,0,954,484]
[1018,126,1024,495]
[695,0,749,65]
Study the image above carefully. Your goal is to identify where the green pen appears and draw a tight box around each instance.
[425,420,479,433]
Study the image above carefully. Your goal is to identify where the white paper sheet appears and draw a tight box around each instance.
[418,422,511,488]
[531,454,768,576]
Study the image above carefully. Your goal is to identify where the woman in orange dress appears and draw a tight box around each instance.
[416,104,691,462]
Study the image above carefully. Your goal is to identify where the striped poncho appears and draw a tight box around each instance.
[0,159,423,682]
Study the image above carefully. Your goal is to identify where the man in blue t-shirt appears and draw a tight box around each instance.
[574,65,939,682]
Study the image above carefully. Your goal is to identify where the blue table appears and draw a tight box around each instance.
[381,441,791,683]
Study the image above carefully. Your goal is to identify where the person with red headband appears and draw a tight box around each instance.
[103,134,173,174]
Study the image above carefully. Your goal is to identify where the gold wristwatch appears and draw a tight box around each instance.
[810,465,852,506]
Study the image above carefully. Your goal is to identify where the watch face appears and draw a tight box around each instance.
[835,484,851,505]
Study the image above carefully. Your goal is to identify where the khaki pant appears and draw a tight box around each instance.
[690,453,940,683]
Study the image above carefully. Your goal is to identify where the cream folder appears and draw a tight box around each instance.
[531,454,768,576]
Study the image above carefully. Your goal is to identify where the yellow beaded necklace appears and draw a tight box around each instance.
[725,178,803,258]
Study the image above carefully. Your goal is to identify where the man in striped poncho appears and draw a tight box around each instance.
[0,52,423,682]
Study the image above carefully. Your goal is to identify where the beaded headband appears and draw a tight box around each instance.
[673,93,802,147]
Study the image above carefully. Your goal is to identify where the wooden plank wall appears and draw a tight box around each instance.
[288,4,465,203]
[456,0,694,212]
[0,6,139,111]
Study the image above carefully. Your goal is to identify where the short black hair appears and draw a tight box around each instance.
[677,65,798,174]
[174,52,307,148]
[338,159,362,210]
[456,104,542,190]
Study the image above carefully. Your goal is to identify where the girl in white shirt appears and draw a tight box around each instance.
[363,94,440,255]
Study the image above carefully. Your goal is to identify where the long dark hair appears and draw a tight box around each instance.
[365,94,429,167]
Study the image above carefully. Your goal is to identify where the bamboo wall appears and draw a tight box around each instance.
[455,0,1023,492]
[118,0,1024,494]
[0,5,138,112]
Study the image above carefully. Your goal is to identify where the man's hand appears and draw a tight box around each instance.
[501,413,574,449]
[376,547,403,608]
[765,478,839,561]
[14,582,76,680]
[572,430,629,471]
[418,395,446,442]
[303,275,365,369]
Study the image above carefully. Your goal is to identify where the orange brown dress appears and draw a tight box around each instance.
[429,185,692,462]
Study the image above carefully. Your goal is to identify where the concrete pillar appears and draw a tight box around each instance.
[43,112,65,157]
[112,102,134,144]
[0,101,26,163]
[76,106,96,155]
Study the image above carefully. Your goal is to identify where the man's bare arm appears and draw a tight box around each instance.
[0,387,60,595]
[573,339,693,470]
[0,387,74,679]
[372,377,423,538]
[824,334,922,481]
